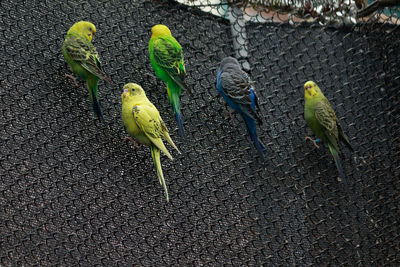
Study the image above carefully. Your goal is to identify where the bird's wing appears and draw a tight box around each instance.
[220,70,253,106]
[132,104,164,139]
[315,99,340,150]
[219,69,263,123]
[153,36,186,80]
[64,34,110,82]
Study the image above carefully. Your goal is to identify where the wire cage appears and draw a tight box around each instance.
[0,0,399,265]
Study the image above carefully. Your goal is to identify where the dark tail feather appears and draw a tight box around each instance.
[91,94,105,123]
[103,74,112,84]
[250,108,263,126]
[338,126,354,152]
[87,79,105,124]
[244,115,267,159]
[96,67,111,84]
[340,135,354,152]
[172,76,193,96]
[175,111,185,138]
[329,144,348,186]
[181,80,193,96]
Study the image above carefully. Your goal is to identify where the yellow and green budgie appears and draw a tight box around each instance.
[62,21,111,123]
[303,81,353,184]
[121,83,180,202]
[149,24,192,137]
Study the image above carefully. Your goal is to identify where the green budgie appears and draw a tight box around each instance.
[304,81,353,184]
[149,24,192,137]
[62,21,111,123]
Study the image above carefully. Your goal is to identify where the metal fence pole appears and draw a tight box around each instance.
[228,4,250,71]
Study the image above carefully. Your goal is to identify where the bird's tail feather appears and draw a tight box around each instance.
[339,130,354,152]
[167,83,185,137]
[163,132,181,154]
[171,75,192,96]
[244,115,267,159]
[329,144,348,186]
[87,78,105,123]
[150,146,169,202]
[175,112,184,138]
[180,79,193,96]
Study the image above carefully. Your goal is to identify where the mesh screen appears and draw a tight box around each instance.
[0,0,399,265]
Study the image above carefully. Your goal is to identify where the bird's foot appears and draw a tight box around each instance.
[125,137,140,150]
[65,73,79,88]
[224,112,232,122]
[224,110,236,121]
[305,136,320,149]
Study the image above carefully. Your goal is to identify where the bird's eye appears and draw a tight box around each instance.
[88,27,92,31]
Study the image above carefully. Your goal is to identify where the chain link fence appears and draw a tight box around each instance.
[0,0,399,265]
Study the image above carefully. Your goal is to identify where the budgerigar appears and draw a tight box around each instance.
[62,21,111,123]
[303,81,353,184]
[216,57,267,159]
[121,83,180,202]
[149,24,191,137]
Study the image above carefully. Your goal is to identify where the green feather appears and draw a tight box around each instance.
[304,82,353,184]
[149,31,191,137]
[62,30,110,122]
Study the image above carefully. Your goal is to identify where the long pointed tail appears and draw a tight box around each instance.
[150,146,169,202]
[328,144,347,186]
[167,83,184,137]
[243,115,267,159]
[163,132,181,154]
[178,79,193,96]
[87,78,105,123]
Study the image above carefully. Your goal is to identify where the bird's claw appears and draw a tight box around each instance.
[224,110,236,121]
[65,73,79,88]
[125,137,140,150]
[305,136,320,149]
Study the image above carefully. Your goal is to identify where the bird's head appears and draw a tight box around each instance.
[304,81,321,100]
[121,83,145,103]
[220,56,240,70]
[220,57,239,66]
[219,57,242,72]
[151,24,172,38]
[68,21,96,42]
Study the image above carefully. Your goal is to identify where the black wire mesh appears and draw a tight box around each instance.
[0,0,399,265]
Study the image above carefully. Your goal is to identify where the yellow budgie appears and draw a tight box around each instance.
[121,83,180,202]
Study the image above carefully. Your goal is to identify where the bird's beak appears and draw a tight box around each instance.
[305,85,312,95]
[123,88,129,98]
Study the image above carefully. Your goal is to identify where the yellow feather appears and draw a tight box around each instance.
[121,83,178,202]
[151,24,172,38]
[151,146,169,202]
[304,80,323,100]
[67,21,96,42]
[163,131,181,155]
